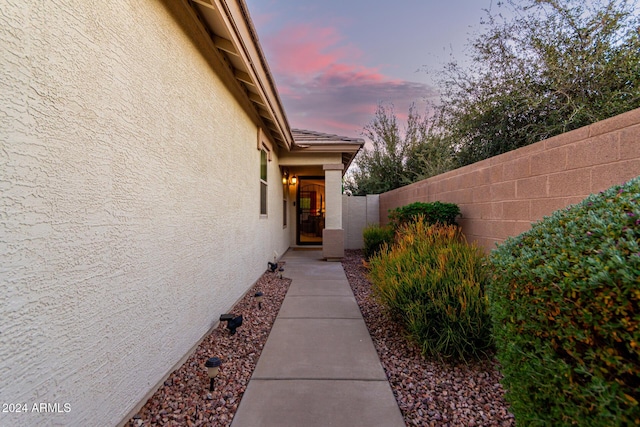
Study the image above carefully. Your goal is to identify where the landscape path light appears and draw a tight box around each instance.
[205,357,222,391]
[254,291,264,309]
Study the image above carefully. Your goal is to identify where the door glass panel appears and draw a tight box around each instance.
[297,178,325,245]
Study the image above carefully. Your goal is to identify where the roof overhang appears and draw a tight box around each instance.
[185,0,293,149]
[180,1,365,169]
[291,129,364,173]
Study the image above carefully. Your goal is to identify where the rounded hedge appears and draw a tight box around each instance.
[489,177,640,426]
[387,201,461,229]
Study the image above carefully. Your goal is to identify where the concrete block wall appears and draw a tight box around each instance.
[379,108,640,252]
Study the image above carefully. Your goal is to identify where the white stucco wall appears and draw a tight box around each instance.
[0,2,288,426]
[323,167,344,230]
[342,195,380,249]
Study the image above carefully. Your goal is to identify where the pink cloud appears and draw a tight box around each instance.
[266,23,367,81]
[261,21,437,138]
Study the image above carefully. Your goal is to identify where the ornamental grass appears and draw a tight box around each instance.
[368,220,493,361]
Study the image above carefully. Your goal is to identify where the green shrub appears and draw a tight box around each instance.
[368,220,493,361]
[488,177,640,426]
[363,224,394,260]
[388,201,461,230]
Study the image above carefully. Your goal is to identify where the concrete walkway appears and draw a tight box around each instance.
[231,249,405,427]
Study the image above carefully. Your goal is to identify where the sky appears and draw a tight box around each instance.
[244,0,499,139]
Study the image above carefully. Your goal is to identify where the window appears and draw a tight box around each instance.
[260,149,267,215]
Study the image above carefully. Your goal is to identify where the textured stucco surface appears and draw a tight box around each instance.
[323,166,343,230]
[1,1,288,426]
[343,195,380,249]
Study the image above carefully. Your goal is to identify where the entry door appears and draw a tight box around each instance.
[297,177,325,245]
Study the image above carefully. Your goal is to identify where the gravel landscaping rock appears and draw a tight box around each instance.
[126,265,290,427]
[127,251,514,426]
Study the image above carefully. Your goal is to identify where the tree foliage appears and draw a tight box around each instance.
[344,103,409,195]
[440,0,640,166]
[345,103,454,195]
[347,0,640,193]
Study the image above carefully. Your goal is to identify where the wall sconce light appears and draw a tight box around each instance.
[254,291,264,309]
[281,169,297,186]
[205,357,222,391]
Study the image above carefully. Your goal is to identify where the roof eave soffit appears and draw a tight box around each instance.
[187,0,293,150]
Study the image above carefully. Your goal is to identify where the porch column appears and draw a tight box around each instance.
[322,163,344,260]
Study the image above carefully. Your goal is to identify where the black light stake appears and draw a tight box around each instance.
[254,291,264,309]
[205,357,222,391]
[227,315,243,334]
[220,313,243,335]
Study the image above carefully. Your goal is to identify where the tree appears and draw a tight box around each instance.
[347,0,639,194]
[404,108,456,183]
[345,103,454,195]
[344,103,410,195]
[436,0,640,166]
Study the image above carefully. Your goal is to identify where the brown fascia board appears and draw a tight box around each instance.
[342,152,358,173]
[190,0,293,150]
[292,143,364,175]
[291,129,364,172]
[293,143,363,153]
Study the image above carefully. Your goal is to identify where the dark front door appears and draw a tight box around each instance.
[297,177,325,245]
